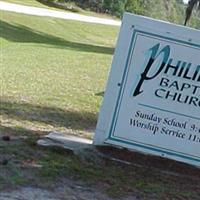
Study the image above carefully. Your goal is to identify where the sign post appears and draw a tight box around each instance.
[94,13,200,167]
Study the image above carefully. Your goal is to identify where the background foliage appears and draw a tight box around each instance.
[37,0,200,28]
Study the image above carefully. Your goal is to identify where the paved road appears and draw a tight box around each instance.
[0,1,121,26]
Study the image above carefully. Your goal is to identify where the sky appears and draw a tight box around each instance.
[183,0,189,4]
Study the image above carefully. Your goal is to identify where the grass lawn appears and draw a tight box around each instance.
[2,0,49,7]
[1,11,118,137]
[1,11,200,200]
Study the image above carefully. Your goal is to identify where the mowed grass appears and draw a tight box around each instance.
[1,11,119,136]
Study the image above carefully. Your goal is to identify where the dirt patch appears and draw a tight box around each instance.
[0,131,199,200]
[0,180,138,200]
[97,146,200,179]
[0,187,56,200]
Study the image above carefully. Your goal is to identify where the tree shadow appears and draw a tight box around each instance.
[0,125,46,137]
[0,99,97,131]
[95,91,104,97]
[0,20,114,55]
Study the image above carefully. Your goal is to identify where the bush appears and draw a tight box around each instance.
[125,0,144,15]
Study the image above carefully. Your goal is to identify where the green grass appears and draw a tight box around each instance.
[2,0,49,8]
[1,11,118,136]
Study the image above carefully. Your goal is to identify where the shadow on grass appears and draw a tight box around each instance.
[0,99,97,131]
[0,125,46,137]
[95,91,104,97]
[36,0,81,12]
[0,20,114,55]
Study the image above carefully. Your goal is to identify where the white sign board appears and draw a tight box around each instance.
[94,13,200,167]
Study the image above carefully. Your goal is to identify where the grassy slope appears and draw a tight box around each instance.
[1,11,118,136]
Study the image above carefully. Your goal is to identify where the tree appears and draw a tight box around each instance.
[125,0,144,15]
[184,0,200,25]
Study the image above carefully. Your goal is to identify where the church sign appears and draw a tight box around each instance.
[94,13,200,167]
